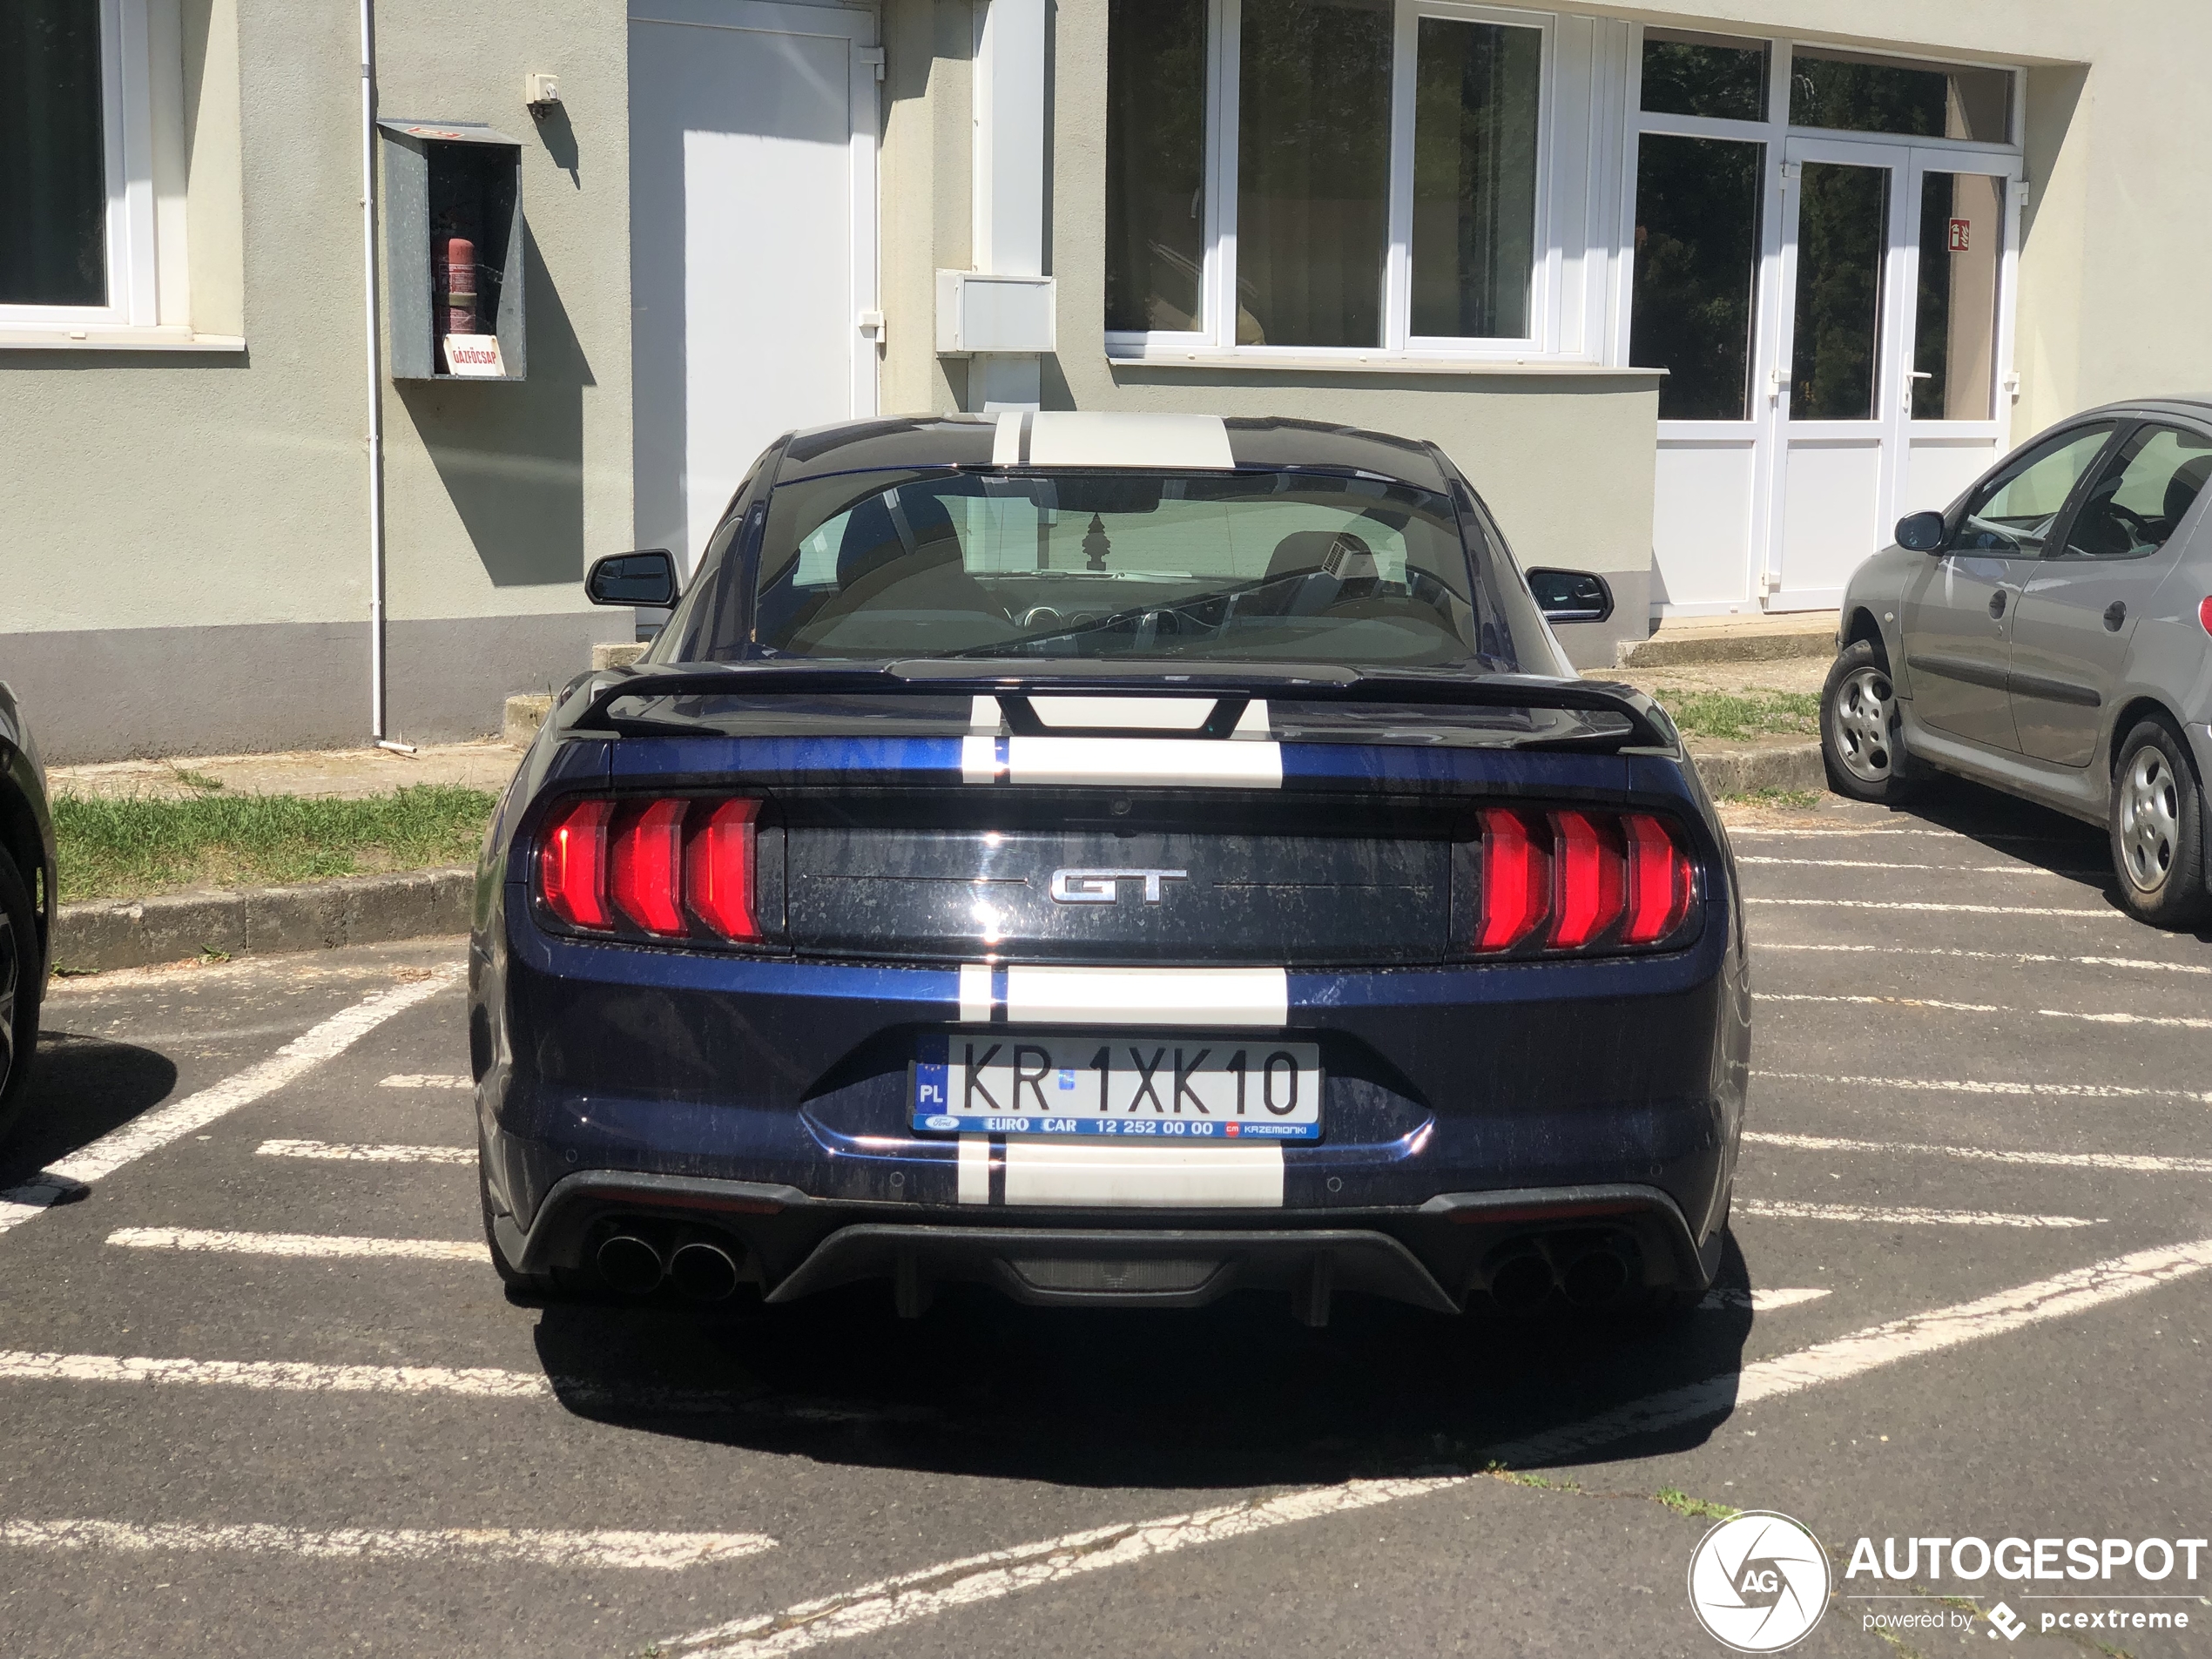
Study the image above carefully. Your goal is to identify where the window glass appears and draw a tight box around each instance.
[746,469,1495,669]
[1952,426,2114,556]
[1236,0,1391,348]
[1790,160,1888,421]
[1640,29,1767,123]
[1104,0,1209,334]
[1631,134,1762,420]
[1789,46,2011,144]
[1409,17,1540,340]
[2063,427,2212,561]
[1912,172,2002,421]
[0,0,108,307]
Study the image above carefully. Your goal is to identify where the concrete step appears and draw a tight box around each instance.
[503,693,553,749]
[1620,610,1839,668]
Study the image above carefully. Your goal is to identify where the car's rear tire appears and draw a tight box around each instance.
[2109,718,2212,930]
[0,846,44,1147]
[1821,639,1915,805]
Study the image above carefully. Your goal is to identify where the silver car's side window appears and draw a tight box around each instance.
[1952,425,2115,556]
[2060,424,2212,561]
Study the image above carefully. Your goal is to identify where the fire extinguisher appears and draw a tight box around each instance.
[436,236,477,337]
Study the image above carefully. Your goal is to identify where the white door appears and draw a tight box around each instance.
[629,0,880,572]
[1765,139,2020,610]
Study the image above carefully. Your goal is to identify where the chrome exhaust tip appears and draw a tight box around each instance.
[1560,1247,1630,1310]
[1487,1251,1555,1315]
[667,1238,741,1302]
[597,1232,664,1295]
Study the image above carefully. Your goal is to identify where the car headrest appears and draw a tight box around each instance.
[837,489,961,587]
[2166,454,2212,528]
[1265,529,1377,583]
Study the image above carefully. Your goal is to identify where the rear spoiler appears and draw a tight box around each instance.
[563,659,1676,750]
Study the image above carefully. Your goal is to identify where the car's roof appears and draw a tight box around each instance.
[773,413,1454,491]
[2072,395,2212,425]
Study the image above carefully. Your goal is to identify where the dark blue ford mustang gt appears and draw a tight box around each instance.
[470,413,1749,1324]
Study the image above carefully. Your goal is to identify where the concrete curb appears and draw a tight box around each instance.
[1688,740,1825,797]
[56,867,475,974]
[1620,630,1835,668]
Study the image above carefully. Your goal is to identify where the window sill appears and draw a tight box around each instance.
[0,327,246,353]
[1105,349,1665,379]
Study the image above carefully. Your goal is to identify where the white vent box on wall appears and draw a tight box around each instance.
[936,271,1056,355]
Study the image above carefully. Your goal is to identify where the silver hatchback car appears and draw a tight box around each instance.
[1822,396,2212,929]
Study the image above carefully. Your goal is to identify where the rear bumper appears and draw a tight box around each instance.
[494,1168,1715,1313]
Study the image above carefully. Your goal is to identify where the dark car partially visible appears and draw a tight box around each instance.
[0,683,56,1143]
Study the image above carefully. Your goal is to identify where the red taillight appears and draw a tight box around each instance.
[2199,596,2212,637]
[539,799,614,928]
[537,795,762,943]
[610,798,688,936]
[1476,811,1550,951]
[1472,806,1693,955]
[685,799,761,941]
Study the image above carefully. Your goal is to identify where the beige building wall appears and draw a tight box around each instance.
[0,0,632,760]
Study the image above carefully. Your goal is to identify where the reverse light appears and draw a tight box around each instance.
[537,795,764,942]
[1471,807,1694,956]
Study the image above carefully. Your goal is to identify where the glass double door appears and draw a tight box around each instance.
[1764,138,2020,610]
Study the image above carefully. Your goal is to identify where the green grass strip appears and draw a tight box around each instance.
[53,785,497,904]
[1655,689,1819,742]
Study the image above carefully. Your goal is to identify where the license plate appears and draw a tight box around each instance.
[913,1032,1323,1141]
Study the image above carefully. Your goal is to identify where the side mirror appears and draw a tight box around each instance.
[586,549,678,607]
[1526,567,1615,624]
[1896,510,1948,554]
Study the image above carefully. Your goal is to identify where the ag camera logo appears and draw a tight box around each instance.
[1688,1511,1831,1651]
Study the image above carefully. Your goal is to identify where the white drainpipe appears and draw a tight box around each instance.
[357,0,411,752]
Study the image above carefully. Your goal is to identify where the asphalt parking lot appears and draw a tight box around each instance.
[0,778,2206,1659]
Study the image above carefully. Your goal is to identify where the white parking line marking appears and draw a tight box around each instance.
[107,1228,482,1261]
[1746,898,2120,919]
[1699,1287,1831,1312]
[256,1139,474,1163]
[1764,1070,2212,1103]
[378,1073,471,1089]
[0,1519,777,1571]
[657,1238,2212,1657]
[1737,856,2069,875]
[1737,1199,2101,1229]
[0,968,462,1234]
[1756,942,2212,974]
[1730,827,2075,843]
[1756,993,2212,1030]
[1743,1130,2212,1177]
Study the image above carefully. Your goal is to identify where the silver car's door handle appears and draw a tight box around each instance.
[2103,600,2127,631]
[1988,591,2007,619]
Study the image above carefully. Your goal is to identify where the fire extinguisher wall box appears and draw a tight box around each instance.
[375,120,527,381]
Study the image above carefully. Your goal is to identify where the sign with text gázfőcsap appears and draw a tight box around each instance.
[442,334,506,377]
[1948,217,1971,253]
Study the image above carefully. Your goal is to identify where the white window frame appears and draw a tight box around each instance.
[1107,0,1581,364]
[2,0,197,341]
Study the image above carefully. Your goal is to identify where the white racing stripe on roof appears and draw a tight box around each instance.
[1743,1130,2212,1177]
[1022,412,1235,469]
[1755,941,2212,975]
[1762,1069,2212,1103]
[656,1238,2212,1657]
[1028,697,1216,732]
[1004,735,1283,788]
[1001,1141,1284,1208]
[1737,1198,2101,1228]
[257,1139,475,1163]
[1745,897,2120,918]
[0,1519,778,1571]
[1004,967,1288,1027]
[107,1228,482,1262]
[990,411,1022,466]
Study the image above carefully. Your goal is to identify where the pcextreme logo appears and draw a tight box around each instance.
[1688,1511,1832,1652]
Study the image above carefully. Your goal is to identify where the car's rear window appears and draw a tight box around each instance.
[677,468,1524,670]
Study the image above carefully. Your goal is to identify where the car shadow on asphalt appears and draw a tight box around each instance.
[525,1233,1758,1489]
[1858,772,2119,899]
[0,1032,178,1190]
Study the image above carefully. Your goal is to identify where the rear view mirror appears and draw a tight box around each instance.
[1896,510,1948,553]
[587,549,678,607]
[1526,568,1614,624]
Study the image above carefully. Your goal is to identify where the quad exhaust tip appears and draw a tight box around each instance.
[1484,1236,1635,1315]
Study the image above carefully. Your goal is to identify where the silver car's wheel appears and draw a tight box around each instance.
[2117,744,2181,897]
[1829,664,1895,783]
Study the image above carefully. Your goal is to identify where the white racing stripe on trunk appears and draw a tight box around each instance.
[968,695,1001,732]
[1001,1141,1283,1208]
[107,1228,482,1261]
[1737,1198,2101,1228]
[1004,967,1288,1027]
[1003,736,1283,789]
[1745,898,2121,919]
[1763,1069,2212,1104]
[960,734,1004,785]
[1743,1129,2212,1177]
[1756,942,2212,974]
[1028,698,1215,732]
[0,968,461,1235]
[1758,992,2212,1030]
[1698,1287,1831,1312]
[378,1073,471,1089]
[256,1139,475,1163]
[0,1519,777,1571]
[658,1238,2212,1657]
[957,964,993,1023]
